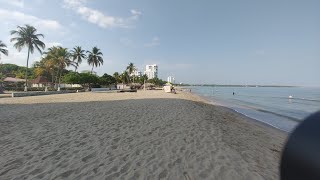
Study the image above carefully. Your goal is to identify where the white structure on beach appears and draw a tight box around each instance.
[167,76,175,83]
[144,64,158,79]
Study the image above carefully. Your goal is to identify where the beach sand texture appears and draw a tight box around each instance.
[0,91,287,179]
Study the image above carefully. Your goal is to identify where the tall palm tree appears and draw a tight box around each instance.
[113,72,120,84]
[0,40,8,61]
[126,62,136,75]
[10,25,45,91]
[46,46,74,90]
[120,71,130,84]
[126,62,136,83]
[87,47,103,74]
[71,46,86,72]
[42,56,56,83]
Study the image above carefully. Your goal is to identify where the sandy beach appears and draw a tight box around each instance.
[0,90,287,179]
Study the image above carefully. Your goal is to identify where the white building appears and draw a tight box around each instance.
[167,76,175,83]
[144,64,158,79]
[131,70,142,77]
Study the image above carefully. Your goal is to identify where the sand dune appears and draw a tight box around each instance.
[0,91,286,179]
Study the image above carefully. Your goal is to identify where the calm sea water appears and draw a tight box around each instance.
[189,86,320,132]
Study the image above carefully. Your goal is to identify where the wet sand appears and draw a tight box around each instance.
[0,90,287,179]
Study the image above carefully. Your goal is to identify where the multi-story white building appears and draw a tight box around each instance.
[167,76,175,83]
[144,64,158,79]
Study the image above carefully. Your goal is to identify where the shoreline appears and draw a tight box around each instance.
[0,90,287,179]
[187,90,291,134]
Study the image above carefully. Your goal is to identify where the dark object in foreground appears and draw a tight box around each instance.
[281,111,320,180]
[117,89,137,93]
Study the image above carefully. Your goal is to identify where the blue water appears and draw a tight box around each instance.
[189,86,320,132]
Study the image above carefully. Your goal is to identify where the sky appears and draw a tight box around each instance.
[0,0,319,86]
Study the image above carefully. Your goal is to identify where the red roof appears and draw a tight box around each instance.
[3,77,25,82]
[31,76,49,84]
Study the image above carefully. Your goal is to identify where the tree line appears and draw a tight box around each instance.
[0,24,167,91]
[0,24,104,91]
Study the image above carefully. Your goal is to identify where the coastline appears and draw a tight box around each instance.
[188,90,292,134]
[0,90,287,179]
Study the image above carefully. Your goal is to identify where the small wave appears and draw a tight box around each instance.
[226,93,320,103]
[253,108,301,122]
[260,96,320,102]
[290,97,320,102]
[232,109,291,132]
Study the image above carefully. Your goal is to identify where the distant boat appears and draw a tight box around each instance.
[289,95,293,99]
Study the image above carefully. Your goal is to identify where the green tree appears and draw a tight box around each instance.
[46,46,75,90]
[0,40,8,61]
[126,62,136,74]
[32,61,46,77]
[99,73,116,87]
[120,71,130,84]
[113,72,120,84]
[126,62,136,83]
[139,74,148,84]
[71,46,86,72]
[87,47,103,74]
[148,77,167,86]
[63,72,80,84]
[79,73,99,90]
[10,25,45,91]
[0,63,20,74]
[0,73,4,93]
[0,73,4,82]
[0,63,33,79]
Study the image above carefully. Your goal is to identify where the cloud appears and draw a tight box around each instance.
[0,9,62,31]
[63,0,142,28]
[130,9,142,20]
[0,0,24,8]
[144,36,160,47]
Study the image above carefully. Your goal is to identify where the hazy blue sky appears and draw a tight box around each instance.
[0,0,319,86]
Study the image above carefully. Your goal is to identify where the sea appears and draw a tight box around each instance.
[189,86,320,132]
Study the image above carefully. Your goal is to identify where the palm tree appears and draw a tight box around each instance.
[120,71,130,84]
[113,72,120,84]
[87,47,103,74]
[10,25,45,91]
[42,56,56,83]
[71,46,86,72]
[126,62,136,83]
[126,62,136,75]
[46,46,74,90]
[32,61,46,77]
[0,40,8,61]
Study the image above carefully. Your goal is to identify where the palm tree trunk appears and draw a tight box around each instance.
[24,49,30,91]
[55,68,59,89]
[58,67,62,91]
[91,66,94,74]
